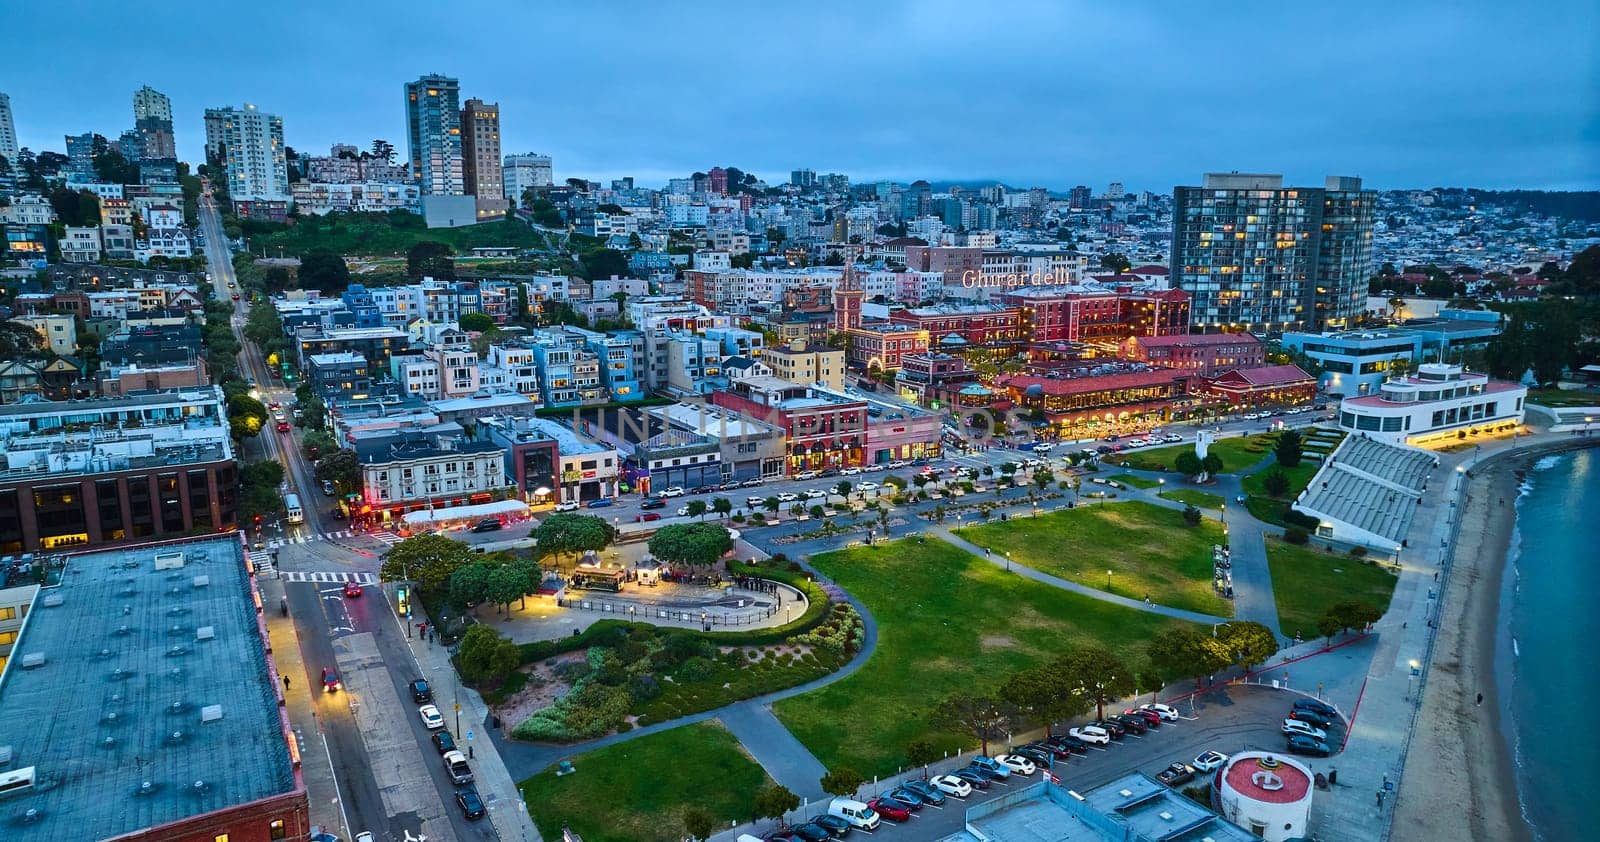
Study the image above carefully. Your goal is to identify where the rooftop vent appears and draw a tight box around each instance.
[102,711,121,725]
[136,780,156,796]
[153,551,185,570]
[165,730,185,745]
[95,648,113,660]
[1159,811,1175,821]
[196,626,215,641]
[200,705,223,723]
[191,575,210,589]
[168,625,186,637]
[0,766,37,800]
[168,700,189,715]
[102,736,116,749]
[41,595,63,608]
[111,668,133,681]
[20,653,45,669]
[166,645,188,658]
[115,624,132,636]
[1118,788,1134,797]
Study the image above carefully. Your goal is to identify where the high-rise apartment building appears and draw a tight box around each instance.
[203,104,289,199]
[502,153,553,201]
[132,85,175,159]
[1172,172,1375,333]
[404,74,463,196]
[0,91,17,163]
[460,98,503,200]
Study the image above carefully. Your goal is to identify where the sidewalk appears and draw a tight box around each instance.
[401,587,545,842]
[260,575,349,838]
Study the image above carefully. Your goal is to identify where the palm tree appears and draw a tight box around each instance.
[1388,296,1407,321]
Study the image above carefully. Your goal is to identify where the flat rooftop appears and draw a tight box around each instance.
[0,535,298,841]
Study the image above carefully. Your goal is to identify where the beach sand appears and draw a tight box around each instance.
[1390,456,1532,842]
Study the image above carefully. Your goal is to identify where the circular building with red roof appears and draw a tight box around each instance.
[1216,751,1314,841]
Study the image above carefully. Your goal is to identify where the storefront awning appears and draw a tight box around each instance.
[402,499,529,526]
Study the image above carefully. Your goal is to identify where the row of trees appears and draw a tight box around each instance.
[1482,300,1600,385]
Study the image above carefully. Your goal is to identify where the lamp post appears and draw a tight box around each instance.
[1106,569,1113,593]
[1005,550,1012,573]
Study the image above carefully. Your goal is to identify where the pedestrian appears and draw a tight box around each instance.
[1476,692,1483,706]
[282,674,290,690]
[1377,789,1385,807]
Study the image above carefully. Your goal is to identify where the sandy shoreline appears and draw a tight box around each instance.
[1389,443,1599,842]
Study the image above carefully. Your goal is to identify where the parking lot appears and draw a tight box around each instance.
[768,683,1343,841]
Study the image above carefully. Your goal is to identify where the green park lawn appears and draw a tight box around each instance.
[1265,538,1400,638]
[773,539,1197,776]
[520,721,770,842]
[1107,473,1161,489]
[246,211,552,257]
[957,501,1232,616]
[1112,433,1276,474]
[1528,387,1600,407]
[1159,489,1226,510]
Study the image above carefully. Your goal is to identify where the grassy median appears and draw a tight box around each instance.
[1266,538,1400,638]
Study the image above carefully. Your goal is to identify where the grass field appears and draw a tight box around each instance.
[520,721,770,842]
[245,211,552,257]
[1111,433,1276,474]
[1158,489,1226,510]
[1107,473,1160,489]
[772,539,1197,776]
[1265,538,1400,637]
[1528,388,1600,408]
[957,501,1232,616]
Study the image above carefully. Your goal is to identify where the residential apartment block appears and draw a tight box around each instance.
[405,74,464,196]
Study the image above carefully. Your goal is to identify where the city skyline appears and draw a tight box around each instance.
[3,0,1596,191]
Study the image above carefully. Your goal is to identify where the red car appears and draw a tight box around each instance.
[343,581,363,598]
[868,797,912,822]
[276,420,290,432]
[321,667,340,693]
[636,512,662,522]
[1124,707,1163,726]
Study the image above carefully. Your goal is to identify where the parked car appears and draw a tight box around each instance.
[804,489,827,499]
[1123,707,1163,727]
[746,496,767,507]
[636,513,662,522]
[826,798,880,830]
[691,485,715,494]
[811,814,852,837]
[431,730,455,753]
[410,679,432,703]
[1141,703,1181,721]
[763,833,799,842]
[1091,719,1127,739]
[741,478,765,488]
[868,796,912,822]
[1156,763,1196,787]
[840,467,862,476]
[1293,698,1338,719]
[660,486,686,497]
[455,787,486,820]
[1047,733,1090,753]
[930,775,973,797]
[1024,740,1071,760]
[470,518,503,533]
[585,498,614,509]
[1070,726,1110,745]
[1281,719,1327,740]
[794,471,819,480]
[641,498,668,510]
[321,480,337,496]
[950,768,992,789]
[776,492,799,502]
[856,482,879,492]
[995,754,1038,775]
[418,704,445,730]
[553,501,581,512]
[342,581,363,598]
[1289,708,1333,729]
[788,823,831,842]
[969,756,1011,779]
[1192,750,1230,772]
[442,749,474,785]
[1286,735,1334,757]
[1013,745,1056,766]
[897,780,945,805]
[1111,714,1148,734]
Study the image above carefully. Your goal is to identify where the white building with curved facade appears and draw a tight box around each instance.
[1215,751,1314,842]
[1336,363,1525,447]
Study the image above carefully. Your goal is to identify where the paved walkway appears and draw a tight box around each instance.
[259,575,348,838]
[719,703,829,801]
[928,522,1231,625]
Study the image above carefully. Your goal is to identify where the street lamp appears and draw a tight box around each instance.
[1005,550,1012,573]
[1106,569,1113,593]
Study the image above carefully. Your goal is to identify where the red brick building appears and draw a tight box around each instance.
[1000,285,1190,344]
[847,323,930,372]
[887,304,1022,351]
[1203,364,1317,408]
[1119,332,1267,377]
[994,368,1203,432]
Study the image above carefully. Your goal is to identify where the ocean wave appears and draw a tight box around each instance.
[1531,454,1565,472]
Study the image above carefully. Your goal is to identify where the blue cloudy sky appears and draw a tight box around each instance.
[6,0,1596,191]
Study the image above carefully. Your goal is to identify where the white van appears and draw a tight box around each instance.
[828,798,881,830]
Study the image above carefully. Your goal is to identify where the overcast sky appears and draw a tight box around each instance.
[6,0,1597,192]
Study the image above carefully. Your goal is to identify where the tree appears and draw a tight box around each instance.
[1000,661,1088,726]
[226,391,269,438]
[819,767,865,798]
[764,496,781,514]
[1033,470,1053,491]
[92,149,140,184]
[299,249,350,293]
[448,561,495,612]
[1201,453,1224,476]
[1182,505,1203,527]
[532,514,616,566]
[1274,430,1304,468]
[937,693,1016,757]
[1146,627,1230,686]
[407,240,455,280]
[835,480,853,498]
[1322,600,1383,636]
[458,312,495,333]
[808,505,826,520]
[1058,643,1136,721]
[1263,468,1291,498]
[0,321,45,360]
[456,625,521,684]
[239,460,286,524]
[751,784,800,824]
[905,739,941,773]
[380,534,474,591]
[314,449,361,495]
[1100,252,1131,272]
[1174,450,1203,477]
[487,563,531,613]
[1566,243,1600,295]
[1215,621,1280,670]
[49,186,102,227]
[580,248,629,281]
[648,523,733,569]
[685,499,708,520]
[683,806,715,842]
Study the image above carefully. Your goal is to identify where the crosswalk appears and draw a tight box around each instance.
[247,550,275,574]
[281,570,380,584]
[267,529,399,549]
